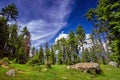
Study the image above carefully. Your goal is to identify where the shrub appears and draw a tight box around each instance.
[45,61,51,69]
[26,55,40,66]
[2,57,9,63]
[12,58,17,63]
[109,53,118,62]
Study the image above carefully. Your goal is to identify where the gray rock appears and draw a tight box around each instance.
[6,69,15,76]
[109,61,118,67]
[70,62,101,74]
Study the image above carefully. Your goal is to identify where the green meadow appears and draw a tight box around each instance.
[0,64,120,80]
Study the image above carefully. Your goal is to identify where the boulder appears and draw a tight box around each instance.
[6,69,15,76]
[1,65,9,69]
[109,61,118,67]
[70,62,101,74]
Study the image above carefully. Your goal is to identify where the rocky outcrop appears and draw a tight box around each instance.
[109,61,118,67]
[69,62,101,74]
[6,69,15,76]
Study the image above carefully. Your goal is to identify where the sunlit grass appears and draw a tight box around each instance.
[0,64,120,80]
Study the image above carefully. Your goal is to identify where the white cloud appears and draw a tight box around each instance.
[55,31,68,43]
[86,34,90,39]
[54,33,93,49]
[85,34,92,44]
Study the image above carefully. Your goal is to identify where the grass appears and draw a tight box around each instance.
[97,65,120,80]
[0,64,120,80]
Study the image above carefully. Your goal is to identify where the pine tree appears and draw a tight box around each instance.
[22,27,31,62]
[31,47,36,56]
[68,31,78,64]
[0,3,18,21]
[45,42,50,62]
[7,24,18,59]
[76,25,85,63]
[50,45,56,64]
[76,25,85,54]
[86,0,120,66]
[39,46,44,64]
[0,16,8,58]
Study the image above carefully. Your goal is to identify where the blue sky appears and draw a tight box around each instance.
[0,0,97,48]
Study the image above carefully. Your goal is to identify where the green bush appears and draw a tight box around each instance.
[2,57,9,63]
[109,53,118,62]
[45,61,51,69]
[12,58,17,63]
[26,55,40,66]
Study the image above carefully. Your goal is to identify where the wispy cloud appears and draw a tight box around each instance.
[16,0,74,48]
[20,19,66,47]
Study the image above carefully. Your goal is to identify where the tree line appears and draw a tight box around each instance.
[30,0,120,66]
[30,24,111,66]
[0,4,31,64]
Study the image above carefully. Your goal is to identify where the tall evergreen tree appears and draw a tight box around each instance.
[76,25,85,63]
[22,27,31,62]
[8,24,18,59]
[45,42,50,62]
[0,16,9,58]
[0,3,18,21]
[39,46,44,64]
[76,25,85,54]
[68,31,77,64]
[31,47,36,56]
[86,0,120,66]
[50,45,56,64]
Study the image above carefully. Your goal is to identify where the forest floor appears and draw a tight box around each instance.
[0,63,120,80]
